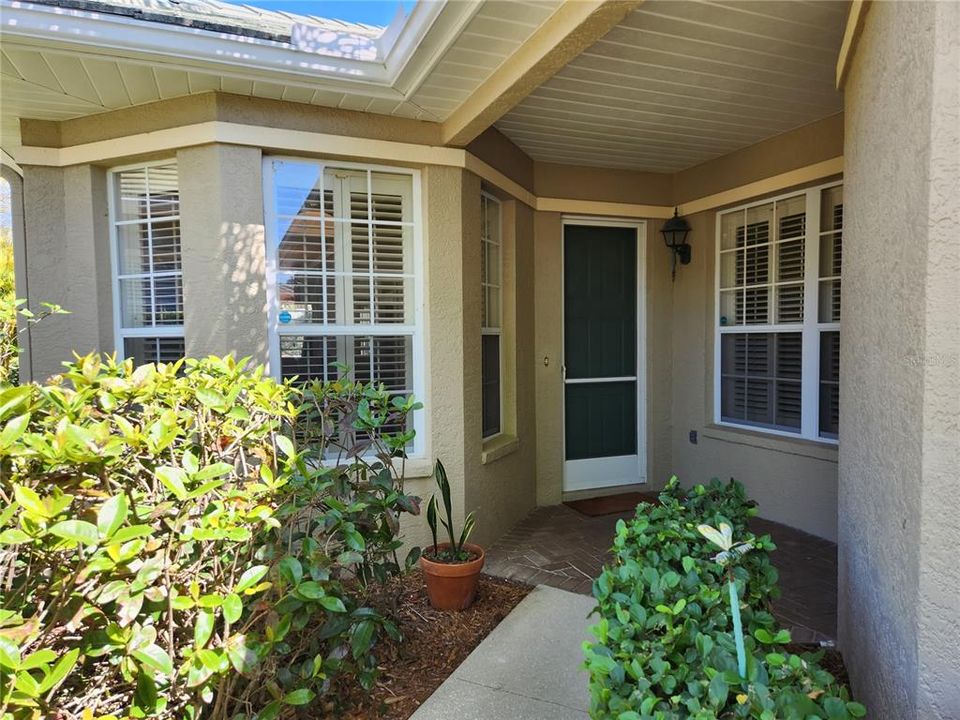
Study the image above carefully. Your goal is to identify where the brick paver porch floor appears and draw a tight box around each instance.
[484,504,838,643]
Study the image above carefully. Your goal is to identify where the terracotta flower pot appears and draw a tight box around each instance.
[419,542,485,611]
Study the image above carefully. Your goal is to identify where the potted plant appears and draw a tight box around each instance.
[419,459,485,610]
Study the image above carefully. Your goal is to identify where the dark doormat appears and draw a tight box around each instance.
[564,492,658,517]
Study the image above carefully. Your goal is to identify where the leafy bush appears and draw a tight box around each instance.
[583,477,865,720]
[0,353,422,719]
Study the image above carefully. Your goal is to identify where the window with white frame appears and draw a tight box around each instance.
[109,162,185,365]
[264,159,422,447]
[480,192,502,439]
[716,182,842,440]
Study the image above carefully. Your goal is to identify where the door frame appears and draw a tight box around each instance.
[560,216,647,493]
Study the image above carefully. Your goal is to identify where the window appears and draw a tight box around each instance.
[109,162,185,365]
[716,182,842,441]
[264,159,423,451]
[480,192,502,439]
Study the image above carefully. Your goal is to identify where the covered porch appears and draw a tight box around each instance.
[1,1,957,717]
[485,501,838,644]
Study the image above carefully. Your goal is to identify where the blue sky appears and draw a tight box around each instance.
[238,1,408,26]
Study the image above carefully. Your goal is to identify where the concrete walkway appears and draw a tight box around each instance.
[409,585,595,719]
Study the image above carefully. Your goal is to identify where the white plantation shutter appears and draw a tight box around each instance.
[110,161,185,366]
[817,186,843,438]
[776,212,805,323]
[717,182,842,440]
[720,333,802,431]
[266,160,422,450]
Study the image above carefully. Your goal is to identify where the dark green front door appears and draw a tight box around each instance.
[563,223,642,491]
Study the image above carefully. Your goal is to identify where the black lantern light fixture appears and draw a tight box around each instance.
[661,207,691,281]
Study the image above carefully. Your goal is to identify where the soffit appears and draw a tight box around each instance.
[0,46,430,151]
[496,0,848,173]
[408,0,564,121]
[0,0,563,159]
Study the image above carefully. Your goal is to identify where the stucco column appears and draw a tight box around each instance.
[840,3,960,719]
[411,166,472,541]
[20,164,110,381]
[177,144,268,366]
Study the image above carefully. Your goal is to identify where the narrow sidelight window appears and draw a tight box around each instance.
[109,161,185,365]
[264,159,423,453]
[716,182,842,441]
[480,192,502,439]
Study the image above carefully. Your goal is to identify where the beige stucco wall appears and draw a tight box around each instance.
[840,2,960,718]
[462,193,539,546]
[402,165,541,551]
[178,144,269,365]
[533,214,674,505]
[668,204,840,542]
[534,163,673,207]
[19,163,112,381]
[21,92,443,149]
[467,128,535,193]
[673,113,844,203]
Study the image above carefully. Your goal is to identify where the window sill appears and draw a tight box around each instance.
[481,434,520,465]
[701,424,838,463]
[399,457,435,479]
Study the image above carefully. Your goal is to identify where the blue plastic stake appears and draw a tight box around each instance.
[728,579,747,678]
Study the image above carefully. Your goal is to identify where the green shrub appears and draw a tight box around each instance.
[583,477,865,720]
[0,353,422,719]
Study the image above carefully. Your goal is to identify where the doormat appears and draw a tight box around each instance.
[564,492,658,517]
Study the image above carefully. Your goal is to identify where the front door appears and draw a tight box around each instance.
[563,221,645,492]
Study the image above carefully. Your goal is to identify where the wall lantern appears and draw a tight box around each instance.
[661,208,692,281]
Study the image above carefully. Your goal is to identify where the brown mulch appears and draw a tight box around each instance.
[325,572,532,719]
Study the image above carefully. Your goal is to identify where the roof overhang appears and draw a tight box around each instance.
[0,0,479,100]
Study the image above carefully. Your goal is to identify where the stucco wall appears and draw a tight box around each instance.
[461,193,539,545]
[533,213,674,504]
[178,144,269,365]
[673,113,844,203]
[399,165,474,552]
[668,205,839,542]
[467,128,535,193]
[840,3,960,718]
[21,92,442,149]
[19,163,112,381]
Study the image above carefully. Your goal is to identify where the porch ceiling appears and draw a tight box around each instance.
[496,0,848,173]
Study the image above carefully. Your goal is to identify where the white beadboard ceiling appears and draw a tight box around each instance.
[496,0,848,173]
[0,0,563,157]
[408,0,563,119]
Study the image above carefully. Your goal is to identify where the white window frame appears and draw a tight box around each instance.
[262,157,426,458]
[107,158,184,361]
[713,180,842,444]
[480,191,504,441]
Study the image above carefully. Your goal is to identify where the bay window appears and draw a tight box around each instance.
[109,161,185,365]
[263,159,423,451]
[715,182,842,441]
